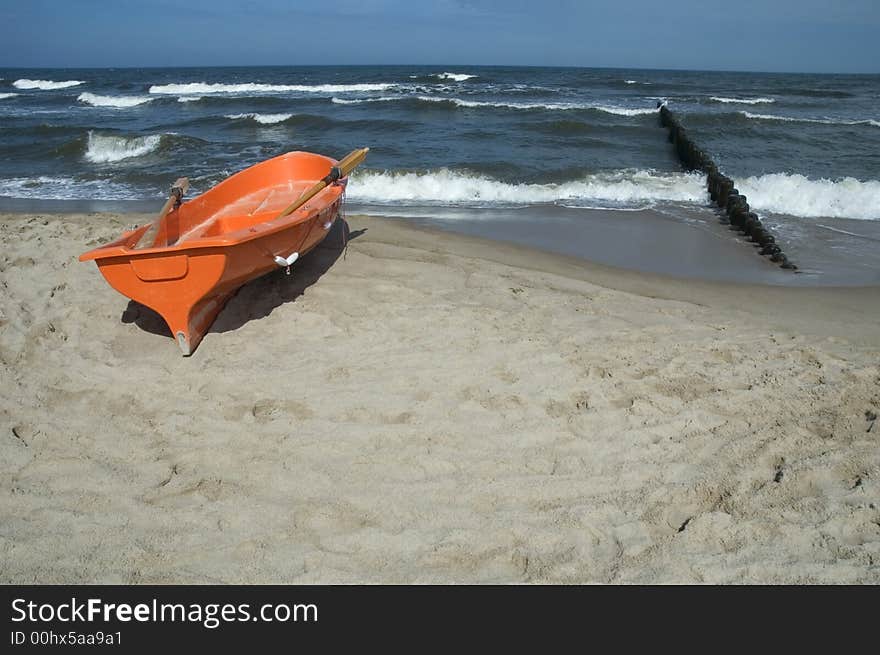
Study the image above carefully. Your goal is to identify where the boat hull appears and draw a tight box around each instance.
[80,151,346,355]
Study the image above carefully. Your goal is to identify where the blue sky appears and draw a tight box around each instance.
[2,0,878,73]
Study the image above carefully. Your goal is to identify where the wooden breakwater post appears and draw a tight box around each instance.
[658,103,796,270]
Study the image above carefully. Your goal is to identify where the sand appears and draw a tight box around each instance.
[1,211,878,584]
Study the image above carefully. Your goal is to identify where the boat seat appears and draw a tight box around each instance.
[174,181,318,243]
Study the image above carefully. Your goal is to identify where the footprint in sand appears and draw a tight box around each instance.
[251,399,314,422]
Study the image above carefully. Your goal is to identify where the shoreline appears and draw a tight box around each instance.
[372,205,880,288]
[2,211,879,583]
[356,214,880,343]
[2,202,879,288]
[6,208,875,338]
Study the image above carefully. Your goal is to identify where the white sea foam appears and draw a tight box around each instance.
[149,82,394,94]
[435,72,477,81]
[0,93,18,100]
[624,80,651,85]
[224,112,293,125]
[331,96,395,105]
[735,173,880,220]
[333,94,659,115]
[591,105,659,116]
[507,84,559,93]
[741,111,880,128]
[0,175,144,200]
[347,169,707,207]
[177,96,202,103]
[445,96,661,116]
[710,96,775,104]
[13,79,84,90]
[348,167,880,219]
[84,132,162,163]
[77,92,153,108]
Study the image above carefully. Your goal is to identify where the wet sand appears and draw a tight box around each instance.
[364,204,880,286]
[1,211,879,583]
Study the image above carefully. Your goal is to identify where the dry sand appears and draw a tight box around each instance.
[1,211,879,583]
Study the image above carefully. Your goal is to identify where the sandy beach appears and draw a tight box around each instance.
[1,210,879,584]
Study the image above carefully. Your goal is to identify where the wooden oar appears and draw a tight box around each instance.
[133,177,190,249]
[274,147,369,220]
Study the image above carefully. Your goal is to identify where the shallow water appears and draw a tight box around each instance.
[1,65,878,282]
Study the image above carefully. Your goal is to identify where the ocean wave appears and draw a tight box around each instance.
[439,96,660,116]
[735,173,880,220]
[84,131,162,163]
[624,80,651,85]
[741,111,880,128]
[331,96,396,105]
[224,112,293,125]
[710,96,775,104]
[347,168,706,207]
[77,92,153,108]
[213,112,403,132]
[177,96,202,103]
[590,104,659,116]
[435,72,477,81]
[13,79,84,90]
[0,93,18,100]
[0,175,145,200]
[149,81,394,95]
[332,94,659,116]
[504,84,560,95]
[408,72,476,83]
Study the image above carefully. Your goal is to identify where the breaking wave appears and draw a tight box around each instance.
[332,95,659,116]
[331,96,395,105]
[77,92,153,108]
[0,93,18,100]
[740,111,880,128]
[735,173,880,220]
[0,175,144,200]
[588,105,660,117]
[149,81,394,94]
[710,96,775,104]
[435,72,477,81]
[224,112,293,125]
[13,79,84,90]
[347,168,707,207]
[347,168,880,219]
[84,131,162,163]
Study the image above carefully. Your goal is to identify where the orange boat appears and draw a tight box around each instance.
[80,148,369,355]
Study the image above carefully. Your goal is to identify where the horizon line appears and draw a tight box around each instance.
[1,63,877,76]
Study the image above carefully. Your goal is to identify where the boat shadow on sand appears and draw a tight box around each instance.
[121,219,365,340]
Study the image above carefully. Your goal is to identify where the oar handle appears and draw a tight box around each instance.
[170,177,190,203]
[336,147,370,176]
[276,148,369,219]
[133,177,190,249]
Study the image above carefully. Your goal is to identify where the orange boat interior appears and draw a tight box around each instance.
[83,151,343,256]
[151,151,342,249]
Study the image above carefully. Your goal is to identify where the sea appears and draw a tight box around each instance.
[1,66,878,283]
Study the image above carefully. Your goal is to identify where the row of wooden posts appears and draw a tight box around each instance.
[658,104,796,270]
